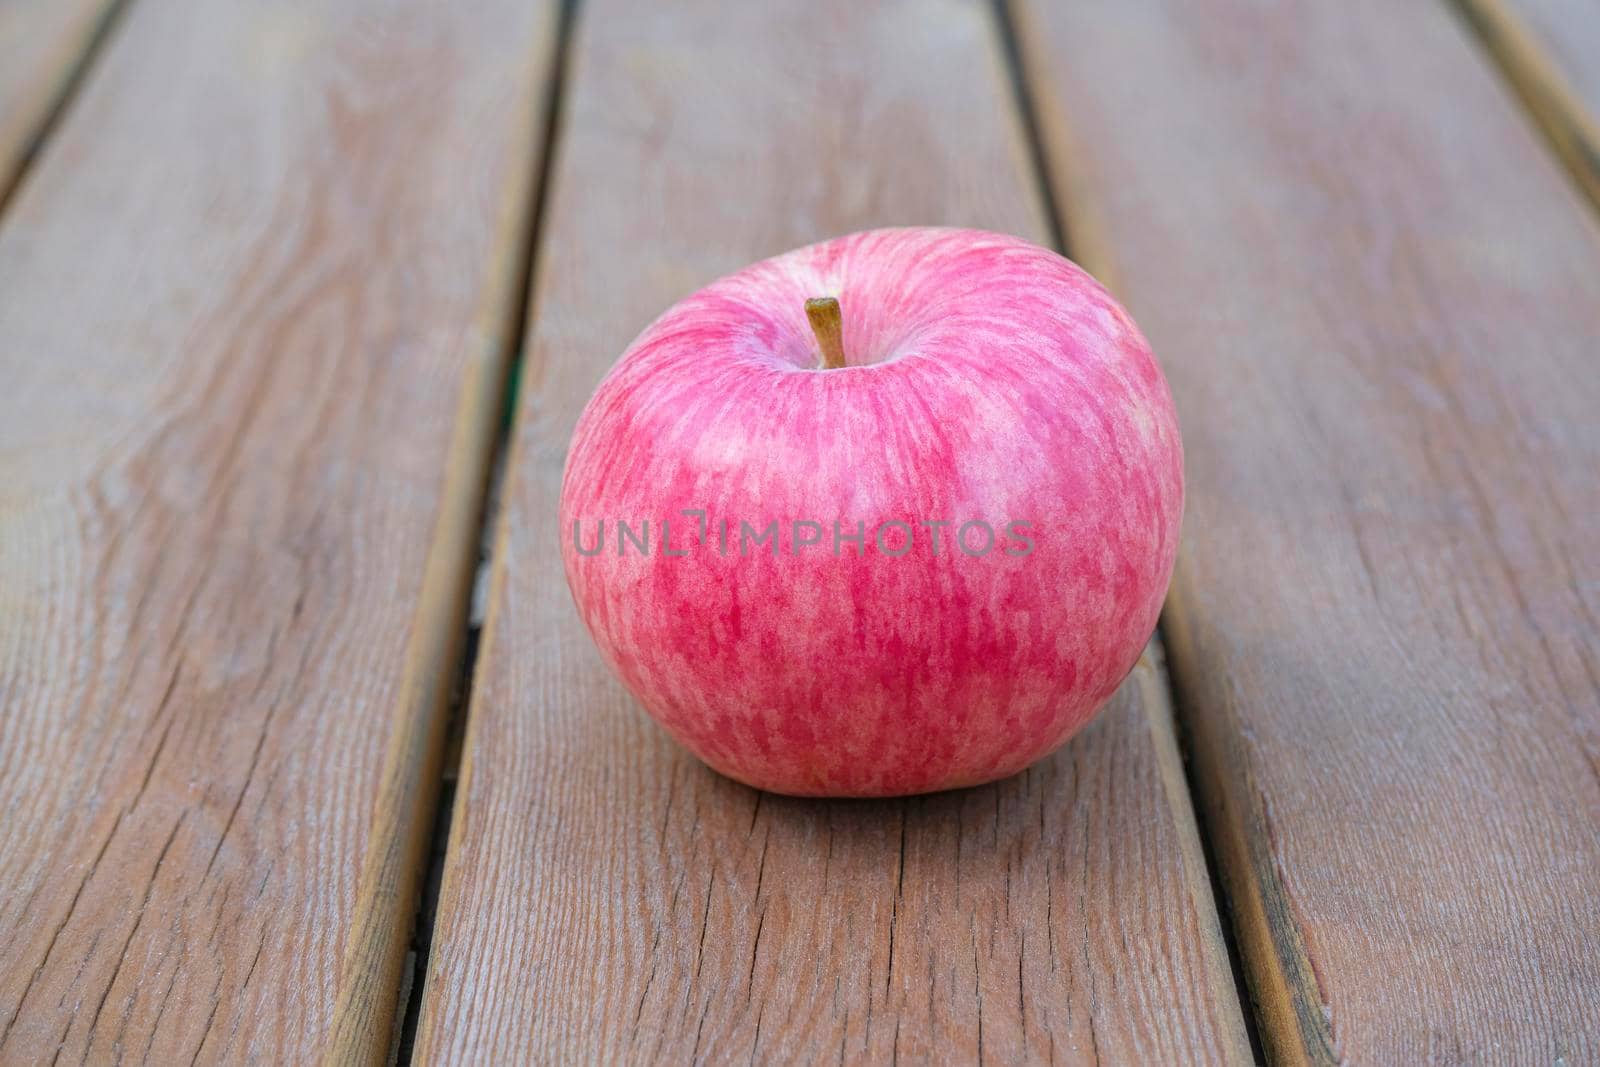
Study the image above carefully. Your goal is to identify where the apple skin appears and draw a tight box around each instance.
[560,228,1182,797]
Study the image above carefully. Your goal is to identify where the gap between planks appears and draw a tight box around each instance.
[0,0,132,217]
[385,1,582,1062]
[1449,0,1600,218]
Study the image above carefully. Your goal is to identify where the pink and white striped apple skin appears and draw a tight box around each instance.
[560,228,1182,797]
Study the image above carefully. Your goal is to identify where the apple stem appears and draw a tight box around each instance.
[805,296,847,370]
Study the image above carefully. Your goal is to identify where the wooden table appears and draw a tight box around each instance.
[2,1,1596,1063]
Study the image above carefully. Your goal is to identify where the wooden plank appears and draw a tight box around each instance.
[1011,0,1600,1062]
[413,1,1251,1063]
[0,1,560,1063]
[0,0,117,205]
[1455,0,1600,212]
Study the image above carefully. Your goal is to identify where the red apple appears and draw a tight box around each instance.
[560,228,1183,797]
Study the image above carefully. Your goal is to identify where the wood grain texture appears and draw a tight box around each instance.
[413,0,1251,1062]
[1454,0,1600,214]
[0,0,559,1062]
[0,0,118,205]
[1011,0,1600,1062]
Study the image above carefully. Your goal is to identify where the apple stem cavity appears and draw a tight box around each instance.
[805,296,847,370]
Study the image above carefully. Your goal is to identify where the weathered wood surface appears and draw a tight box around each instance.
[1455,0,1600,212]
[412,1,1251,1063]
[0,0,117,204]
[1012,0,1600,1062]
[0,0,559,1062]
